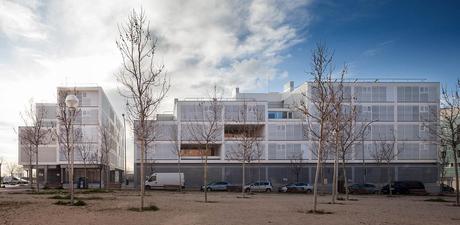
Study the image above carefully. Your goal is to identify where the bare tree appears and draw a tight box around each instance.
[225,100,263,197]
[424,81,460,205]
[329,78,373,201]
[6,162,21,177]
[438,148,448,193]
[328,68,347,204]
[373,134,398,196]
[288,151,304,183]
[75,131,96,189]
[116,8,169,210]
[253,142,265,183]
[56,90,80,204]
[169,125,183,192]
[370,134,384,195]
[100,124,115,191]
[19,134,35,189]
[296,43,335,213]
[18,101,52,192]
[186,87,223,203]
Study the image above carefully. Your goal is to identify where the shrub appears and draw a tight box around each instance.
[424,198,449,202]
[128,204,159,212]
[53,200,86,206]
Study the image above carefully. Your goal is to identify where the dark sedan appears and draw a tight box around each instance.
[348,183,378,194]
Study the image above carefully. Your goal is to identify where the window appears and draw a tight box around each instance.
[397,106,419,122]
[357,105,372,122]
[372,105,394,122]
[355,87,372,102]
[148,176,157,182]
[372,86,387,102]
[268,111,292,119]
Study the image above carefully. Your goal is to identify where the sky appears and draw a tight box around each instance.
[0,0,459,172]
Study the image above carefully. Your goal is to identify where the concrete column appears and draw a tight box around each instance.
[351,166,355,183]
[60,167,64,184]
[221,166,225,181]
[265,167,268,180]
[44,165,48,185]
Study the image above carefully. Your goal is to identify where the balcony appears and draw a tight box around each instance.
[224,124,264,140]
[180,144,221,160]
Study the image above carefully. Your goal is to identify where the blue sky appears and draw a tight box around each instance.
[274,0,460,91]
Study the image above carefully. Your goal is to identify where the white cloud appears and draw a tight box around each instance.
[0,0,47,41]
[0,0,312,167]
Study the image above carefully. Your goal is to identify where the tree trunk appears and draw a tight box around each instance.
[312,124,324,212]
[99,166,102,189]
[29,158,33,191]
[140,137,145,211]
[106,164,110,191]
[378,165,383,195]
[332,149,338,203]
[84,163,87,189]
[35,147,40,192]
[204,143,208,203]
[387,164,392,196]
[70,147,74,204]
[452,146,459,205]
[258,159,261,183]
[342,159,349,200]
[178,156,182,192]
[242,159,246,198]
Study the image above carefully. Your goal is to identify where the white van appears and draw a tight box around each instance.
[144,173,184,190]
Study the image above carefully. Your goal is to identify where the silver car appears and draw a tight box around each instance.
[244,181,273,192]
[201,181,229,191]
[279,183,313,193]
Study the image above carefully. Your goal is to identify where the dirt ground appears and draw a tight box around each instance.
[0,188,459,225]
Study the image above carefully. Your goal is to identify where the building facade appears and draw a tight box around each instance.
[134,81,440,191]
[18,86,125,188]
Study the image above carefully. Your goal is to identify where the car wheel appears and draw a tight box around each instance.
[306,189,312,193]
[207,187,212,192]
[265,188,271,192]
[245,188,250,192]
[145,185,151,190]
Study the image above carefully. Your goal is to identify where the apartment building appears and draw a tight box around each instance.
[18,86,125,188]
[134,81,440,190]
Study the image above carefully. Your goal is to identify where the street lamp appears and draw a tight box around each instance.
[65,94,79,204]
[122,113,127,184]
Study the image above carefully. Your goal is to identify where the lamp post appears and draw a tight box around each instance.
[65,94,79,204]
[122,113,127,183]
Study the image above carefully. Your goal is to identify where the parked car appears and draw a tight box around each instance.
[441,184,455,193]
[278,183,313,193]
[201,181,230,191]
[348,183,378,194]
[1,176,29,185]
[381,181,427,195]
[244,181,273,192]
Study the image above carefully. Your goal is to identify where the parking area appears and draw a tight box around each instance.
[1,187,459,225]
